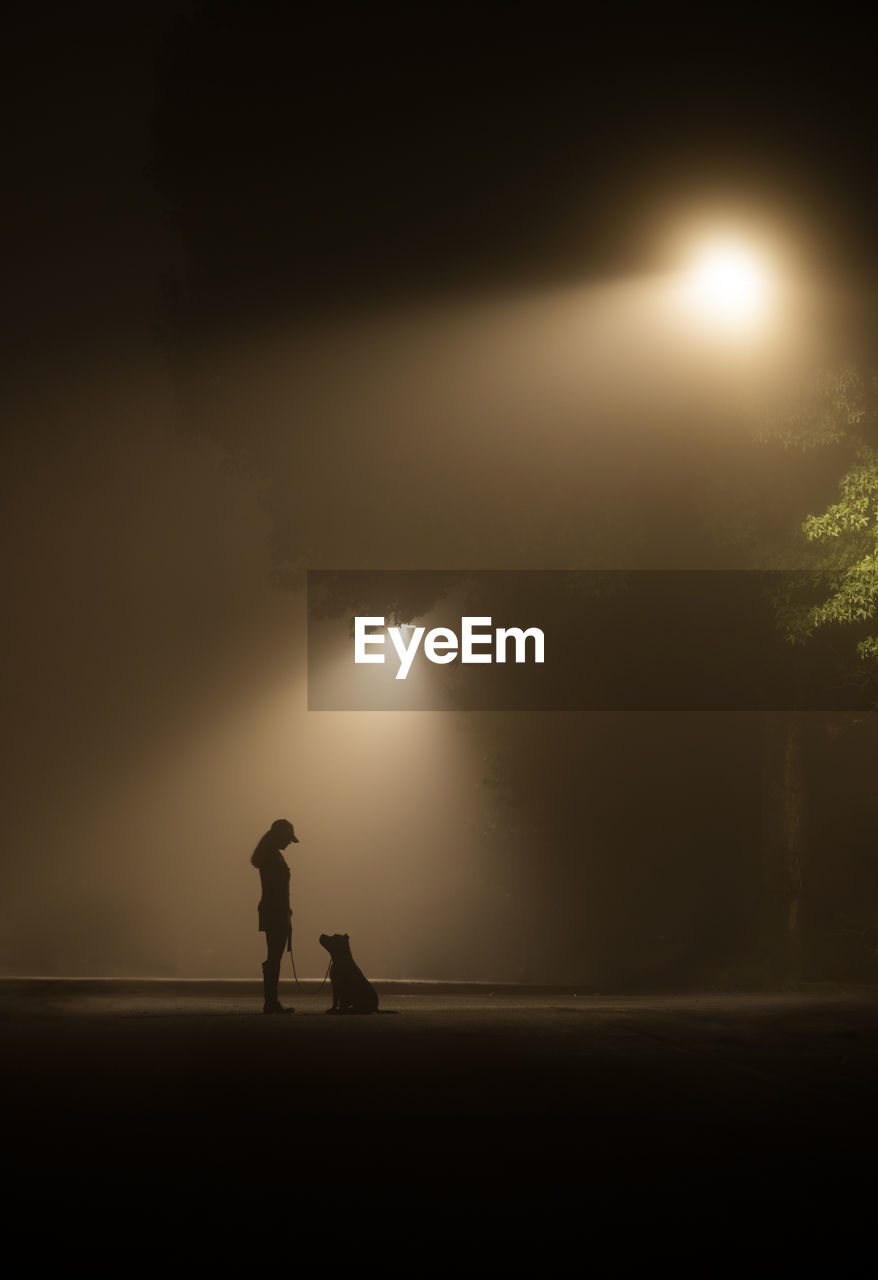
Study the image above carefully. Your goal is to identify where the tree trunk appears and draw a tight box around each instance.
[760,710,809,981]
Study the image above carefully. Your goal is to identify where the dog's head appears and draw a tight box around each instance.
[319,932,352,959]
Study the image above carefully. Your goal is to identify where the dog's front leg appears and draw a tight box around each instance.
[325,967,340,1013]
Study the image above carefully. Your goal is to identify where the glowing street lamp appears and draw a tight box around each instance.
[678,234,777,335]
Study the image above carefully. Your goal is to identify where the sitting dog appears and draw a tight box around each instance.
[319,932,380,1014]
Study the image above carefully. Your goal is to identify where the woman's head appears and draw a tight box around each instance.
[251,818,300,865]
[270,818,298,847]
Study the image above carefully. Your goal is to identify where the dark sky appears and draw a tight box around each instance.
[3,4,878,982]
[155,5,878,325]
[7,5,878,354]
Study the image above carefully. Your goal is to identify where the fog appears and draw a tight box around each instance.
[4,7,878,986]
[0,275,854,982]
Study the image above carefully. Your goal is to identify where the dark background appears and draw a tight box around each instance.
[3,2,878,985]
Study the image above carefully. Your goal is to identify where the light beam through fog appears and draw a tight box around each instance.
[0,243,838,984]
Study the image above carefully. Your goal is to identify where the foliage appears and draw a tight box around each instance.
[756,366,878,663]
[753,365,867,451]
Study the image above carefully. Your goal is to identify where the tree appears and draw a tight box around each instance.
[754,365,878,980]
[756,366,878,654]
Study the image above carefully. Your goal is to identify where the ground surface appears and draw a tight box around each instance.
[3,980,876,1256]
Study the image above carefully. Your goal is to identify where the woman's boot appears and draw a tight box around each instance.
[262,959,293,1014]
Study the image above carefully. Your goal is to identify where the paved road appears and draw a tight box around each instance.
[3,984,876,1255]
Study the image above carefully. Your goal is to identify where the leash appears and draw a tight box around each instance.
[288,930,331,994]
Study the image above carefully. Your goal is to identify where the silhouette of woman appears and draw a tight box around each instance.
[251,818,299,1014]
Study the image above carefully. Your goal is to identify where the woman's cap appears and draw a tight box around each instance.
[271,818,299,843]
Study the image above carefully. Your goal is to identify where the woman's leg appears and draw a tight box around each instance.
[263,929,293,1013]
